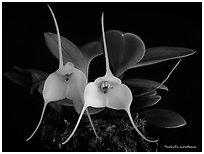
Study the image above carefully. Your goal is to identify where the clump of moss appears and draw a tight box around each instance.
[40,106,154,152]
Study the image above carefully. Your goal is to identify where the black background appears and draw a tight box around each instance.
[3,2,202,152]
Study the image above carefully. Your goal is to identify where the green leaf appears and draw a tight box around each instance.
[131,94,161,111]
[136,47,196,67]
[140,108,186,128]
[4,72,32,88]
[101,30,145,77]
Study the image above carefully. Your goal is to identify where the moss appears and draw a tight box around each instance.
[40,106,154,152]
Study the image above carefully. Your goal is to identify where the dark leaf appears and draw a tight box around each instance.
[140,108,186,128]
[136,47,196,67]
[131,94,161,111]
[101,30,145,77]
[4,72,32,88]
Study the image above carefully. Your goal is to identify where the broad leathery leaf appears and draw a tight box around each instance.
[4,72,32,88]
[136,47,196,67]
[123,78,168,91]
[131,94,161,111]
[140,108,186,128]
[101,30,145,77]
[14,66,48,84]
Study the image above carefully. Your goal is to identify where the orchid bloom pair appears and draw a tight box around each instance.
[26,5,195,145]
[26,6,158,144]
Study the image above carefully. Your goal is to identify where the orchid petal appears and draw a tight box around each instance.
[101,30,145,77]
[136,47,196,67]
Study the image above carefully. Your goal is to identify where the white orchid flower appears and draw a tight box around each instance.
[26,5,100,141]
[62,13,158,145]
